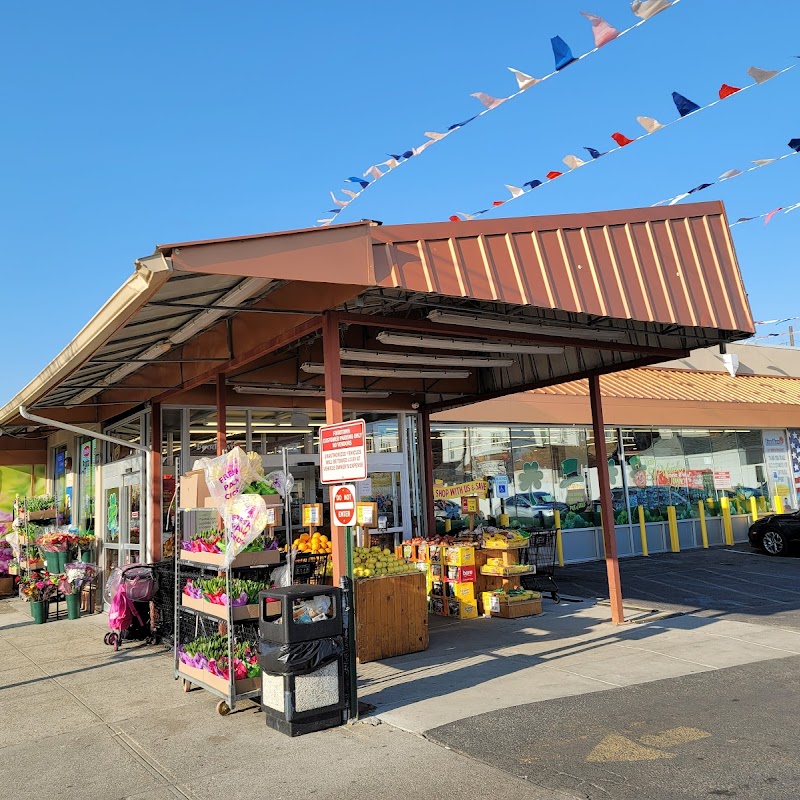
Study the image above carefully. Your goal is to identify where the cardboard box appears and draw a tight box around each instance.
[180,470,211,510]
[179,548,281,569]
[446,565,476,582]
[444,546,475,567]
[427,545,444,563]
[447,598,478,619]
[429,596,445,615]
[445,581,475,601]
[0,576,14,597]
[182,593,260,622]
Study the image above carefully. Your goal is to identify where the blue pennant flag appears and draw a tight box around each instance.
[448,115,479,131]
[687,183,713,194]
[788,138,800,152]
[388,150,414,160]
[672,92,701,117]
[345,176,369,189]
[584,147,605,159]
[551,36,576,70]
[523,179,543,189]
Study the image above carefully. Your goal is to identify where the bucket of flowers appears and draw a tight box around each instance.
[76,531,96,563]
[19,574,57,624]
[60,562,97,620]
[36,530,77,574]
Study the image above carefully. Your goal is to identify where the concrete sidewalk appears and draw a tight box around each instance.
[358,598,800,732]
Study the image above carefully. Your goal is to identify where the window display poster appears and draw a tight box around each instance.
[106,487,120,542]
[788,430,800,503]
[762,430,792,498]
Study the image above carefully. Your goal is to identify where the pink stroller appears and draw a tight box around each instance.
[103,564,158,651]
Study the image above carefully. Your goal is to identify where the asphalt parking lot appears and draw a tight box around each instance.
[557,544,800,629]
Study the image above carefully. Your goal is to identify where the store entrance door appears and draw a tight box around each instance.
[100,456,144,579]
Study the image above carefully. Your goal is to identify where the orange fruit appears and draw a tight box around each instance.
[319,535,328,544]
[299,533,310,542]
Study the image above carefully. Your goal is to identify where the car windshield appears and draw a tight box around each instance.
[533,492,556,504]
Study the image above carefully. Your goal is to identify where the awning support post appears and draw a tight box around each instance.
[322,312,346,584]
[150,402,162,561]
[588,375,625,624]
[420,409,436,536]
[216,375,227,456]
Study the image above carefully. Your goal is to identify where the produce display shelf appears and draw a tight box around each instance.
[180,595,260,623]
[480,567,537,577]
[481,542,529,551]
[176,664,261,705]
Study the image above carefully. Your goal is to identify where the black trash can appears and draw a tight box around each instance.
[257,585,346,736]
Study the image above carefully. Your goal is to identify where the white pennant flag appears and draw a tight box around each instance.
[668,193,690,206]
[507,67,540,91]
[636,115,664,134]
[330,191,349,208]
[424,130,449,141]
[504,184,525,198]
[718,168,742,180]
[747,66,780,84]
[562,155,586,170]
[363,158,399,180]
[752,159,776,167]
[784,202,800,214]
[413,140,435,156]
[317,218,335,226]
[631,0,671,20]
[471,92,506,110]
[341,189,358,199]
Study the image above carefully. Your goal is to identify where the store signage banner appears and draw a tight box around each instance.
[762,430,793,497]
[432,480,488,501]
[713,470,733,490]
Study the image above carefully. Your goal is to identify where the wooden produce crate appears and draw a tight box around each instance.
[489,598,543,619]
[26,508,58,521]
[354,571,428,663]
[179,549,281,569]
[178,662,260,696]
[181,593,260,622]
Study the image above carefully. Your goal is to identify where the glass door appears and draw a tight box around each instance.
[101,456,142,578]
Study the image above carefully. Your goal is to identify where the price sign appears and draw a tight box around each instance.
[461,496,480,514]
[332,484,357,527]
[489,595,501,613]
[302,503,322,527]
[265,505,282,526]
[356,501,377,527]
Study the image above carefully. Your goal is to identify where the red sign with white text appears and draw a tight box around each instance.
[319,419,367,484]
[332,484,357,527]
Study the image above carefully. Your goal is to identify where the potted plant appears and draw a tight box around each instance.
[76,532,96,563]
[60,562,96,620]
[36,530,76,573]
[19,574,56,623]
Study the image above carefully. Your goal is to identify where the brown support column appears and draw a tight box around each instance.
[420,409,436,536]
[588,374,625,624]
[149,402,163,561]
[216,374,227,456]
[322,312,346,583]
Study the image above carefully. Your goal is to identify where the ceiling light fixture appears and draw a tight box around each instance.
[376,331,564,355]
[301,363,470,380]
[426,309,627,341]
[232,385,390,399]
[339,348,513,368]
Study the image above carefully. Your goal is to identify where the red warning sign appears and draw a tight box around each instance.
[332,484,357,527]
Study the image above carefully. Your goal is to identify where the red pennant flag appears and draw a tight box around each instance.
[492,201,505,207]
[546,170,563,179]
[719,83,741,99]
[611,132,634,146]
[765,207,783,225]
[449,215,461,222]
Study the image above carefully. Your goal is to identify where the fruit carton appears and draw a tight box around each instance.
[444,546,475,567]
[429,563,444,578]
[445,565,476,582]
[447,598,478,619]
[431,580,444,597]
[444,581,475,602]
[400,544,418,561]
[430,597,446,616]
[427,545,444,563]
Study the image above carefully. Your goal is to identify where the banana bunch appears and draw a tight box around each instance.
[483,530,529,549]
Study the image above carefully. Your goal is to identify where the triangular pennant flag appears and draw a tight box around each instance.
[448,115,478,131]
[719,83,741,99]
[748,66,780,84]
[672,92,701,117]
[753,158,776,166]
[584,146,605,159]
[413,141,434,156]
[668,192,690,206]
[449,212,474,222]
[718,169,742,180]
[784,202,800,214]
[317,218,335,225]
[364,166,382,181]
[546,170,563,179]
[330,191,349,208]
[505,184,525,198]
[523,179,543,189]
[734,216,756,224]
[341,189,358,199]
[580,11,620,48]
[388,150,414,160]
[687,183,713,194]
[471,92,506,110]
[507,67,540,90]
[631,0,671,20]
[551,36,576,70]
[492,200,506,207]
[424,131,449,141]
[788,138,800,152]
[363,159,399,180]
[563,155,586,169]
[346,176,370,188]
[765,207,783,225]
[636,115,664,133]
[611,132,635,146]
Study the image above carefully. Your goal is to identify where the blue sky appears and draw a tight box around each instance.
[0,1,797,401]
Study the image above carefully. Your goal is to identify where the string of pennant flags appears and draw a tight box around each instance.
[754,316,800,326]
[446,63,796,222]
[728,196,800,227]
[318,0,682,225]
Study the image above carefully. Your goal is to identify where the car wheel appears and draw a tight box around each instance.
[761,529,789,556]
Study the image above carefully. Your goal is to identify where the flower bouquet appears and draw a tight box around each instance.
[37,529,77,574]
[182,576,271,621]
[180,529,279,568]
[178,634,261,693]
[76,531,96,563]
[59,562,96,619]
[19,573,57,623]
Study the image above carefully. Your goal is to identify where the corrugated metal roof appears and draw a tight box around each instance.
[533,368,800,405]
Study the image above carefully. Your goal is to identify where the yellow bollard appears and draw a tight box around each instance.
[749,496,758,523]
[774,495,784,515]
[499,513,510,527]
[757,496,767,514]
[554,509,564,567]
[720,497,734,545]
[637,504,649,557]
[698,501,709,549]
[444,518,451,533]
[667,505,680,552]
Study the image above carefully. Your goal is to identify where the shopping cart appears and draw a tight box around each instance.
[519,530,560,603]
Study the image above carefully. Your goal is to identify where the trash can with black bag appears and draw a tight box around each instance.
[257,585,346,736]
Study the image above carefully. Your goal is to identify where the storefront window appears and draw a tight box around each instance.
[509,428,557,530]
[358,414,401,454]
[105,414,142,462]
[53,444,71,526]
[77,438,97,533]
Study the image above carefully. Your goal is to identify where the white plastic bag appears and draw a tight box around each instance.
[203,447,261,508]
[220,494,269,569]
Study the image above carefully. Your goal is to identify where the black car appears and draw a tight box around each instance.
[748,511,800,555]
